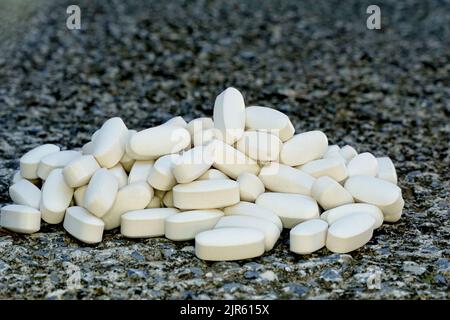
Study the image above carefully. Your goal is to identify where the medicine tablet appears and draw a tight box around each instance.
[192,128,219,147]
[165,209,223,241]
[223,201,283,231]
[172,144,215,183]
[108,163,128,188]
[236,172,265,202]
[290,219,328,254]
[321,203,384,229]
[197,169,229,180]
[187,117,214,137]
[376,157,398,184]
[20,144,60,179]
[63,206,105,244]
[280,131,328,166]
[37,150,81,180]
[82,141,94,155]
[121,208,179,238]
[339,145,357,163]
[173,179,240,210]
[299,158,348,182]
[326,213,375,253]
[311,176,354,210]
[164,116,187,128]
[128,160,154,184]
[0,204,41,234]
[62,155,100,188]
[245,106,295,142]
[147,155,179,190]
[73,185,87,206]
[162,190,174,208]
[235,131,282,162]
[9,179,41,209]
[195,228,265,261]
[92,117,128,168]
[347,152,378,177]
[40,169,74,224]
[256,192,320,228]
[215,215,280,251]
[146,195,162,208]
[84,168,119,218]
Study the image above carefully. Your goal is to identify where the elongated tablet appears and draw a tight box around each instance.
[195,228,265,261]
[339,145,357,163]
[62,155,100,187]
[108,163,128,188]
[197,169,229,180]
[37,150,81,180]
[258,162,315,196]
[128,160,154,184]
[63,206,104,244]
[326,213,375,253]
[321,203,384,229]
[245,106,295,142]
[164,116,187,128]
[147,155,178,190]
[73,185,87,206]
[192,128,219,147]
[186,117,214,137]
[311,176,354,210]
[235,131,282,162]
[173,179,240,210]
[256,192,319,228]
[280,131,328,166]
[172,144,215,183]
[290,219,328,254]
[40,169,74,224]
[121,208,179,238]
[20,144,60,179]
[165,209,223,241]
[9,179,41,209]
[92,117,128,168]
[236,172,265,202]
[347,152,378,177]
[82,141,94,155]
[0,204,41,234]
[299,158,348,182]
[223,201,283,231]
[376,157,398,184]
[84,168,119,218]
[162,190,174,208]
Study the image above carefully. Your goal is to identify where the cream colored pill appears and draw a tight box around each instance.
[197,169,229,180]
[62,155,100,188]
[195,228,265,261]
[121,208,179,238]
[235,131,282,162]
[192,128,219,147]
[172,144,215,183]
[63,206,104,244]
[299,158,348,182]
[9,179,41,209]
[40,169,74,224]
[73,185,87,206]
[215,215,280,251]
[339,145,357,163]
[245,106,295,142]
[236,172,265,202]
[223,201,283,231]
[311,176,354,210]
[84,168,119,218]
[280,131,328,166]
[256,192,319,228]
[162,190,174,208]
[173,179,240,210]
[326,213,375,253]
[128,160,154,184]
[146,195,162,208]
[108,163,128,188]
[290,219,328,254]
[82,141,94,155]
[20,144,60,179]
[92,117,128,168]
[165,209,223,241]
[37,150,81,180]
[0,204,41,234]
[376,157,398,184]
[321,203,384,229]
[258,162,315,196]
[347,152,378,177]
[186,117,214,137]
[382,196,404,223]
[147,155,178,190]
[164,116,187,128]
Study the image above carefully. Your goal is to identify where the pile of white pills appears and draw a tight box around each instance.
[1,87,404,261]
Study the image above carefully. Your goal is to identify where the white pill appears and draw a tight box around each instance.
[290,219,328,254]
[121,208,179,238]
[197,169,229,180]
[127,124,191,159]
[280,131,328,166]
[63,206,104,244]
[236,172,265,202]
[0,204,41,234]
[212,139,260,179]
[82,141,94,155]
[162,190,174,208]
[326,213,375,253]
[73,185,87,206]
[128,160,154,184]
[92,117,128,168]
[324,145,340,156]
[235,131,282,162]
[9,179,41,209]
[311,176,354,210]
[147,155,178,190]
[108,163,128,188]
[339,145,358,163]
[40,169,74,224]
[165,209,223,241]
[245,106,295,142]
[164,116,187,128]
[91,129,100,142]
[347,152,378,177]
[37,150,81,180]
[376,157,398,184]
[322,203,384,229]
[256,192,319,228]
[213,87,246,145]
[186,117,214,137]
[322,148,347,164]
[215,215,280,251]
[299,158,348,182]
[195,228,265,261]
[84,168,119,218]
[102,182,153,230]
[223,201,283,231]
[381,196,404,223]
[62,155,100,188]
[146,196,162,208]
[192,128,219,147]
[12,171,24,184]
[172,179,240,210]
[172,144,215,183]
[20,144,60,179]
[258,162,315,196]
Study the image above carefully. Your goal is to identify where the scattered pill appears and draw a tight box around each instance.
[108,163,128,188]
[162,190,174,208]
[147,155,178,190]
[121,208,179,238]
[164,116,187,128]
[245,106,295,142]
[20,144,60,179]
[37,150,81,180]
[376,157,398,184]
[311,176,354,210]
[82,141,94,155]
[299,158,348,182]
[128,160,154,184]
[165,209,223,241]
[192,128,219,147]
[9,179,41,209]
[347,152,378,177]
[290,219,328,254]
[92,117,128,168]
[63,206,105,244]
[339,145,358,163]
[172,144,215,183]
[62,155,100,188]
[0,204,41,234]
[235,131,282,162]
[321,203,384,229]
[84,168,119,218]
[187,117,215,137]
[73,185,87,206]
[236,172,265,202]
[223,201,283,231]
[280,131,328,166]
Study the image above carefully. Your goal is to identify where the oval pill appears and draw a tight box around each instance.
[165,209,223,241]
[62,155,100,188]
[108,163,128,188]
[73,185,87,206]
[37,150,81,180]
[347,152,378,177]
[280,131,328,166]
[290,219,328,254]
[197,169,229,181]
[20,144,60,179]
[321,203,384,229]
[92,117,128,168]
[164,116,187,128]
[223,201,283,231]
[128,160,154,184]
[172,144,215,183]
[235,131,282,162]
[0,204,41,234]
[187,117,214,137]
[121,208,179,238]
[245,106,295,142]
[236,172,265,202]
[84,168,119,218]
[376,157,398,184]
[147,155,178,190]
[299,158,348,182]
[63,206,105,244]
[339,145,357,163]
[9,179,41,209]
[311,176,354,210]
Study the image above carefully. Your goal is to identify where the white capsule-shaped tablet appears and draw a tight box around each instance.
[172,144,215,183]
[0,204,41,234]
[339,145,358,163]
[82,141,94,155]
[63,206,105,244]
[128,160,154,184]
[321,203,384,229]
[147,155,178,190]
[299,158,348,182]
[37,150,81,180]
[258,162,315,196]
[245,106,295,142]
[20,144,60,179]
[108,163,128,188]
[164,116,187,128]
[290,219,328,254]
[223,201,283,231]
[9,179,41,209]
[172,179,240,210]
[84,168,119,218]
[311,176,354,210]
[73,185,87,206]
[40,169,74,224]
[347,152,378,177]
[165,209,223,241]
[235,131,282,162]
[121,208,179,238]
[92,117,128,168]
[192,128,219,147]
[62,155,100,188]
[236,172,265,202]
[256,192,320,228]
[197,169,230,180]
[186,117,214,137]
[195,228,265,261]
[376,157,398,184]
[280,131,328,166]
[326,213,375,253]
[381,196,404,223]
[162,190,174,208]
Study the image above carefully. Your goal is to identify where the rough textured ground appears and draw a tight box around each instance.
[0,0,449,299]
